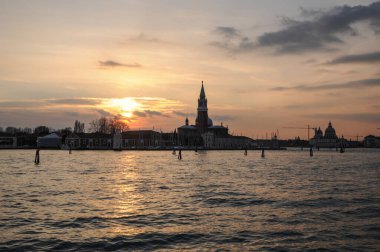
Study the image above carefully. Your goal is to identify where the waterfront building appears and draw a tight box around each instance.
[364,135,380,148]
[256,134,280,149]
[178,81,253,148]
[65,133,112,149]
[309,122,343,148]
[120,130,161,149]
[15,133,37,148]
[0,132,17,148]
[37,133,62,149]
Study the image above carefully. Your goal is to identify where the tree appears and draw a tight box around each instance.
[73,120,85,133]
[98,117,108,134]
[23,128,32,134]
[89,117,109,133]
[89,116,128,134]
[6,127,18,134]
[34,126,50,135]
[109,115,129,133]
[57,127,72,135]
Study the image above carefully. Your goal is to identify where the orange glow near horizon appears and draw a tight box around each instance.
[105,98,141,118]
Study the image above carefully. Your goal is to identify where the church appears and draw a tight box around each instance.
[309,121,344,148]
[177,82,252,149]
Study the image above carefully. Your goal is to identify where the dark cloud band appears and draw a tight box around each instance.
[98,60,142,68]
[328,51,380,64]
[272,78,380,91]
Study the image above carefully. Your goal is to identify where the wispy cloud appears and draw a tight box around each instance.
[48,98,102,105]
[98,60,142,68]
[0,98,101,108]
[172,111,195,117]
[272,78,380,92]
[212,115,237,122]
[128,33,161,43]
[214,26,241,39]
[210,26,255,53]
[327,51,380,64]
[133,110,169,118]
[305,113,380,123]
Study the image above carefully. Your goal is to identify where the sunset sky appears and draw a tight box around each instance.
[1,0,379,139]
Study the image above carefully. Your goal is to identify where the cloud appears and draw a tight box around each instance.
[210,26,255,53]
[214,26,241,39]
[272,78,380,92]
[64,111,81,117]
[328,51,380,64]
[95,109,113,117]
[211,1,380,54]
[0,98,101,108]
[212,115,237,122]
[128,33,161,43]
[172,111,196,117]
[48,98,102,105]
[302,59,317,64]
[133,111,147,117]
[0,100,43,108]
[145,110,169,117]
[305,113,380,123]
[98,60,142,68]
[133,110,169,118]
[258,1,380,53]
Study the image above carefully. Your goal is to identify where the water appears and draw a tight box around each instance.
[1,149,380,251]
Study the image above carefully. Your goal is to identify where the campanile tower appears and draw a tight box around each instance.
[195,81,209,134]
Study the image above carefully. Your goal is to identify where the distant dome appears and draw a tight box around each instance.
[324,122,337,139]
[208,118,213,126]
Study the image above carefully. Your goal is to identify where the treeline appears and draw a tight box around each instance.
[0,116,129,135]
[88,116,128,134]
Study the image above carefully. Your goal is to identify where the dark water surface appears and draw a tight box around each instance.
[1,149,380,251]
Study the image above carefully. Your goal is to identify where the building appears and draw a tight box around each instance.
[37,133,62,149]
[364,135,380,148]
[15,133,37,148]
[65,133,112,149]
[0,132,17,148]
[309,122,346,148]
[120,130,161,149]
[178,81,253,149]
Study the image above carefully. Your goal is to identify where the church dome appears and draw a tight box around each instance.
[208,118,213,126]
[324,122,337,139]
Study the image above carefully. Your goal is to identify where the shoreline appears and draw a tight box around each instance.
[1,147,379,151]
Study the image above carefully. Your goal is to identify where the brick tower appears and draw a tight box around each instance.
[195,81,209,134]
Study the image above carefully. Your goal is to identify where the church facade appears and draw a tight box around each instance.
[309,121,345,148]
[177,82,252,149]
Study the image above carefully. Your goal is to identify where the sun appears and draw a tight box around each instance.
[107,97,140,118]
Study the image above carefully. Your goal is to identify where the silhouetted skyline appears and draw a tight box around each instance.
[0,0,379,139]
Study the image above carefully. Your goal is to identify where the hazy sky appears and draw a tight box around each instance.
[1,0,379,139]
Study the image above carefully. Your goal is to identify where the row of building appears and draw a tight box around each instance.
[1,127,378,149]
[0,130,177,150]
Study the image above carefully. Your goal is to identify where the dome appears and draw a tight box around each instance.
[207,118,213,126]
[324,122,337,139]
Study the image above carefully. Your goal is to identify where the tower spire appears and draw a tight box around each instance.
[200,81,205,99]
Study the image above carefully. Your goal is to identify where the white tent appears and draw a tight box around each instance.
[37,133,62,149]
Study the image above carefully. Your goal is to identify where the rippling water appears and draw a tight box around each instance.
[1,149,380,251]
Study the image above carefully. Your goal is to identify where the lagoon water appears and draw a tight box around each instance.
[1,149,380,251]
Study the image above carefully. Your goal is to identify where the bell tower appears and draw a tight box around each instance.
[195,81,209,134]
